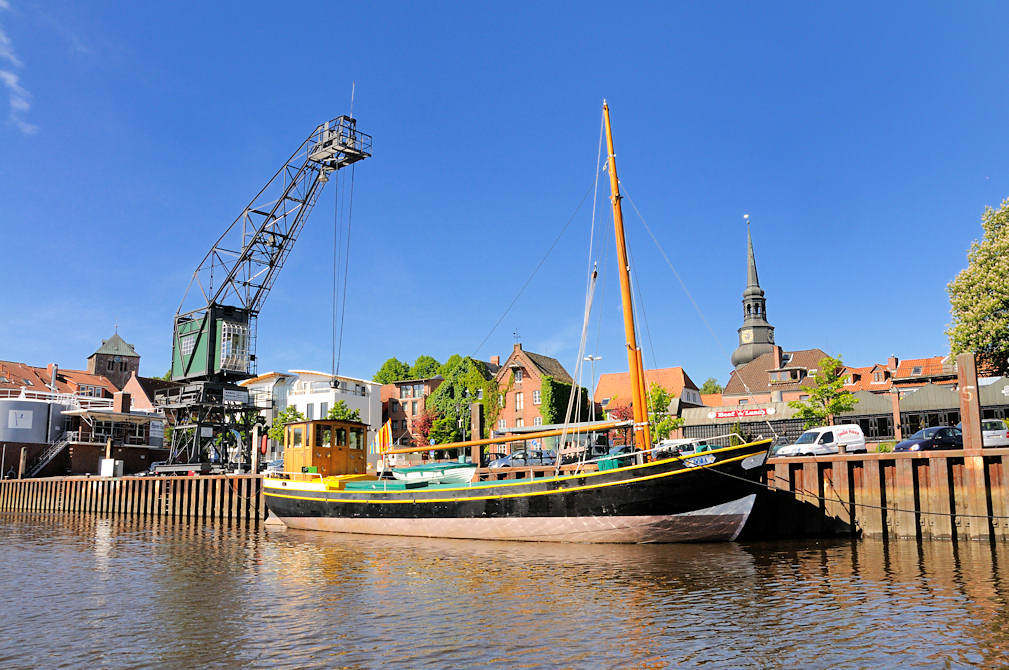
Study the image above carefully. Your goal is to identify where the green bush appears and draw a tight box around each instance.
[875,441,895,453]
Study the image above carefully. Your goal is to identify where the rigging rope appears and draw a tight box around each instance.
[334,164,356,377]
[331,171,342,377]
[619,183,781,441]
[469,177,599,358]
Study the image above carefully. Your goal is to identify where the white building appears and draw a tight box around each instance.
[240,370,382,460]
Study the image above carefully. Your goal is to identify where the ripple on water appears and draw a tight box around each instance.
[0,514,1008,667]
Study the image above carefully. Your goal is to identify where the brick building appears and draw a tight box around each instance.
[493,344,573,432]
[594,366,703,418]
[723,346,829,405]
[381,376,444,445]
[85,333,140,390]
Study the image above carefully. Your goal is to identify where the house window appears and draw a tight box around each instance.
[306,403,315,420]
[390,399,398,412]
[320,402,329,417]
[739,399,749,405]
[498,419,506,430]
[799,395,810,401]
[533,416,542,426]
[402,385,413,399]
[515,393,524,411]
[601,398,610,406]
[533,390,541,405]
[912,366,923,376]
[93,420,113,439]
[412,400,418,414]
[477,389,484,400]
[516,418,524,428]
[414,384,423,397]
[514,369,523,383]
[498,395,504,408]
[873,372,883,382]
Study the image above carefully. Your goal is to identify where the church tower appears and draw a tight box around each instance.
[730,221,776,368]
[86,331,141,390]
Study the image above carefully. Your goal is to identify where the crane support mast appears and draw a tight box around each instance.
[171,115,371,384]
[156,115,371,468]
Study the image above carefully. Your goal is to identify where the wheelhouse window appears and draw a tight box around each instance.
[349,428,363,450]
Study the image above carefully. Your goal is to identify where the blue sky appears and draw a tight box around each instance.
[1,1,1007,390]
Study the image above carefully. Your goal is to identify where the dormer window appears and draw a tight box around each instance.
[912,366,923,376]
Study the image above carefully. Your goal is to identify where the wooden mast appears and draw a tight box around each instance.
[602,101,652,453]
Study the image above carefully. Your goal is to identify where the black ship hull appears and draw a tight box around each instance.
[264,441,770,543]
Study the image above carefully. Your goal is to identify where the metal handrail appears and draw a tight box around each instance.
[0,388,114,409]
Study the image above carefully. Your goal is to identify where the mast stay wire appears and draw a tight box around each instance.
[334,164,356,377]
[557,112,605,467]
[469,176,601,358]
[619,182,781,441]
[334,168,347,377]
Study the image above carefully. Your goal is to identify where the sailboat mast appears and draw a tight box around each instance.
[602,101,652,453]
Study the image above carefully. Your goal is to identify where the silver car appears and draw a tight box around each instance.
[981,419,1009,447]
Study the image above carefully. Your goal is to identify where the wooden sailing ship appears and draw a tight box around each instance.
[263,103,771,543]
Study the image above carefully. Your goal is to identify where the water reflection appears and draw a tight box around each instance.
[0,513,1007,667]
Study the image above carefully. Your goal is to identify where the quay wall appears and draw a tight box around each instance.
[0,449,1006,543]
[0,474,265,525]
[757,448,1009,541]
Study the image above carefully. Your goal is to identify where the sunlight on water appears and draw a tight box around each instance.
[0,513,1007,668]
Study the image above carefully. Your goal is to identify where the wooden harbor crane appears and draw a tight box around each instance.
[155,115,371,468]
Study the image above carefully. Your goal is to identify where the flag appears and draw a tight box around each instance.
[369,419,393,455]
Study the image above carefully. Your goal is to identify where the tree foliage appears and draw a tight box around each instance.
[324,400,361,422]
[539,375,592,425]
[268,406,305,444]
[787,356,859,429]
[947,197,1009,375]
[647,383,684,441]
[409,355,441,379]
[700,377,724,395]
[412,409,436,445]
[374,357,411,384]
[426,356,495,443]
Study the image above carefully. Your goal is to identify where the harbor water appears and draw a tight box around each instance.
[3,513,1008,668]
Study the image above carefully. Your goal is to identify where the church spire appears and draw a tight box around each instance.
[746,221,760,290]
[731,215,776,368]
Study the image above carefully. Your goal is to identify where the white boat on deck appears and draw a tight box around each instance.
[391,462,478,484]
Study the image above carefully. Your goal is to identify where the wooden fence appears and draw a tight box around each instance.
[761,448,1009,540]
[0,474,265,526]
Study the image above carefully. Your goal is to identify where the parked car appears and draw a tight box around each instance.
[483,452,507,466]
[774,424,867,457]
[954,419,1009,448]
[487,450,556,468]
[894,426,963,452]
[560,444,610,465]
[264,458,285,473]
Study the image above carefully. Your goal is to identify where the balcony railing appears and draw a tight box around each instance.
[0,388,114,409]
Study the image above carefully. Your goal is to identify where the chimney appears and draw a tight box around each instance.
[47,363,58,391]
[772,346,783,369]
[490,355,500,366]
[513,343,522,351]
[113,391,131,414]
[887,355,899,371]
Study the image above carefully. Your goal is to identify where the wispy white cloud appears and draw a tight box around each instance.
[0,2,37,135]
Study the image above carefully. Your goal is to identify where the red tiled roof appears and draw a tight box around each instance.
[593,367,699,405]
[893,356,953,381]
[723,348,829,397]
[0,360,118,397]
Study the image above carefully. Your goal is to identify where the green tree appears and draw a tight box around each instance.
[426,356,495,443]
[947,197,1009,376]
[700,377,723,394]
[374,357,411,384]
[787,355,859,429]
[539,375,592,425]
[647,383,684,441]
[409,355,441,379]
[268,406,305,444]
[160,369,173,381]
[324,400,361,422]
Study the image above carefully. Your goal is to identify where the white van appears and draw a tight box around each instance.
[774,424,866,456]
